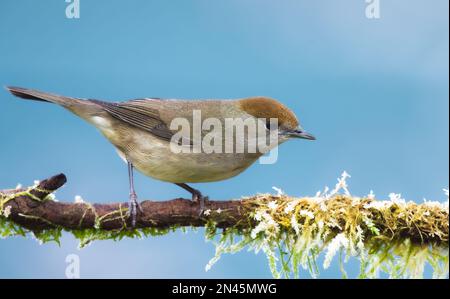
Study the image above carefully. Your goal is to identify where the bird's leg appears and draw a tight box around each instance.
[128,161,143,227]
[175,183,209,216]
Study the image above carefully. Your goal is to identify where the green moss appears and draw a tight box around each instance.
[71,226,175,248]
[203,193,449,279]
[0,190,174,248]
[0,217,27,239]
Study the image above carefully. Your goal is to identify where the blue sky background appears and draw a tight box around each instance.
[0,0,448,278]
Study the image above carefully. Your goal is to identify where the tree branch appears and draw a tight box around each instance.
[0,173,448,246]
[2,173,447,278]
[0,173,249,231]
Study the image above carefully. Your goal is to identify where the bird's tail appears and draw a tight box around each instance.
[4,86,105,123]
[5,86,82,108]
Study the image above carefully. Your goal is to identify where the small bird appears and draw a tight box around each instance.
[6,86,315,226]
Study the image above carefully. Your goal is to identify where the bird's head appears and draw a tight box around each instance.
[238,97,316,142]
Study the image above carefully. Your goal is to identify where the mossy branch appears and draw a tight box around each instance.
[1,173,448,278]
[0,173,247,231]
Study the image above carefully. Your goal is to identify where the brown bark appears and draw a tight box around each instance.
[1,174,448,247]
[1,173,249,231]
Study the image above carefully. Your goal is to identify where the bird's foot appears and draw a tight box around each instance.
[174,183,209,216]
[128,192,143,228]
[192,190,209,216]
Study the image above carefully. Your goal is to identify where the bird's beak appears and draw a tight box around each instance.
[286,129,316,140]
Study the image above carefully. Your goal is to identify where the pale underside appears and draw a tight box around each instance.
[87,99,280,183]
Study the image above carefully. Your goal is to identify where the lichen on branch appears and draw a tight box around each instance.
[1,172,448,278]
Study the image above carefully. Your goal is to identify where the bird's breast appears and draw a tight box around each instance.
[102,124,261,183]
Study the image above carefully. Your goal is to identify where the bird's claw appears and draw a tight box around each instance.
[192,191,209,216]
[129,192,143,227]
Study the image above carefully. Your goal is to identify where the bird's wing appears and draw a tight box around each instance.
[89,99,174,142]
